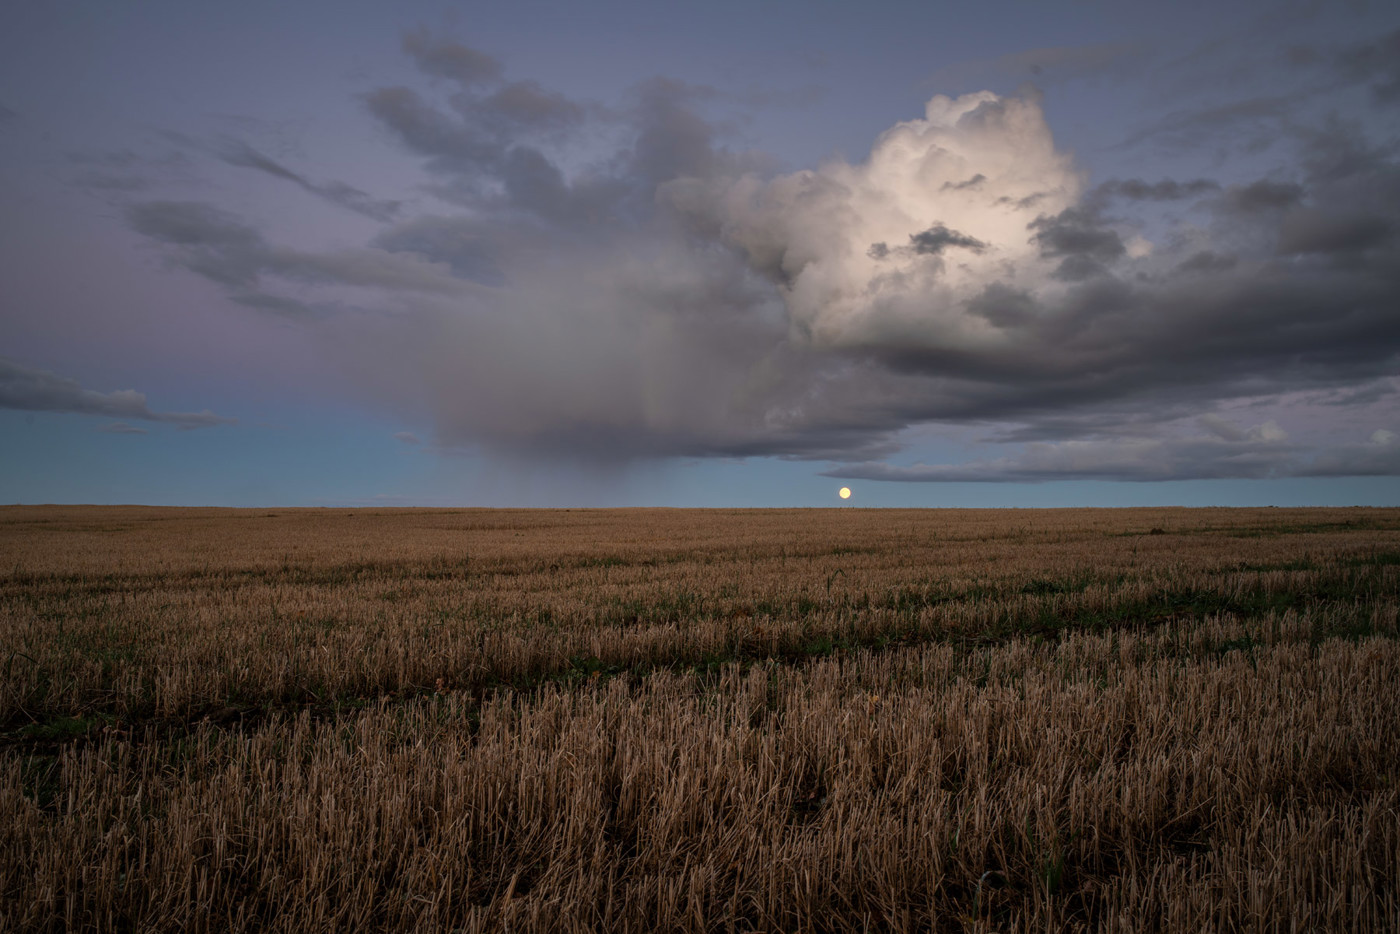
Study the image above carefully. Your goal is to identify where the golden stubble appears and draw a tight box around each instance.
[1,506,1397,931]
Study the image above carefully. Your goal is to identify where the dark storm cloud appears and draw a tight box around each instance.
[824,434,1296,483]
[1331,27,1400,103]
[1029,209,1126,261]
[826,419,1400,483]
[127,201,266,288]
[0,358,233,428]
[127,200,464,298]
[0,102,17,124]
[941,174,986,192]
[363,34,617,226]
[1216,180,1304,214]
[1276,209,1393,255]
[1312,380,1399,408]
[216,140,402,221]
[1089,177,1219,206]
[1174,250,1237,274]
[964,283,1036,329]
[1295,117,1400,195]
[362,85,500,181]
[791,118,1400,455]
[1046,255,1110,282]
[909,224,988,255]
[364,53,753,231]
[361,83,606,223]
[1108,178,1219,200]
[870,255,1400,421]
[1027,208,1124,279]
[468,80,586,138]
[868,224,989,265]
[627,77,727,184]
[977,407,1204,444]
[401,29,503,87]
[1299,432,1400,476]
[117,28,1400,479]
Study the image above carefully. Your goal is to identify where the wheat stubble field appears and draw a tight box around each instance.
[1,506,1397,932]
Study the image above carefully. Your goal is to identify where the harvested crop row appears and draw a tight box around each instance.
[4,615,1397,932]
[3,507,1397,724]
[3,507,1397,931]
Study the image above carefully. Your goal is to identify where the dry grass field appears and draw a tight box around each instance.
[1,505,1397,932]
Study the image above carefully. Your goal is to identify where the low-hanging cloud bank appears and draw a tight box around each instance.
[826,421,1400,484]
[121,30,1400,480]
[0,359,234,429]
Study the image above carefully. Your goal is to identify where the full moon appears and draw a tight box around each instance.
[839,487,851,499]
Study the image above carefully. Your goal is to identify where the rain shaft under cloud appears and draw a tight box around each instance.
[111,30,1400,481]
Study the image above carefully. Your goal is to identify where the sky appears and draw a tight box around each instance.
[2,0,1399,507]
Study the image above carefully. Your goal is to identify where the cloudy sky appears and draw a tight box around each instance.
[3,0,1399,506]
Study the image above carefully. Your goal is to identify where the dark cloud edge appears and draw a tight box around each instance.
[0,358,235,429]
[823,438,1400,483]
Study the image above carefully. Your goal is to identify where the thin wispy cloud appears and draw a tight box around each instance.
[215,139,403,222]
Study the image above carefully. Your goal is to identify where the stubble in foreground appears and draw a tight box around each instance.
[2,506,1397,931]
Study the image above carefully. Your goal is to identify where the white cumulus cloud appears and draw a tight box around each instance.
[663,91,1081,349]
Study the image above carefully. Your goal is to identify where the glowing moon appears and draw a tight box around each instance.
[839,487,851,499]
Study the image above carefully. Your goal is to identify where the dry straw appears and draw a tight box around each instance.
[2,506,1397,931]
